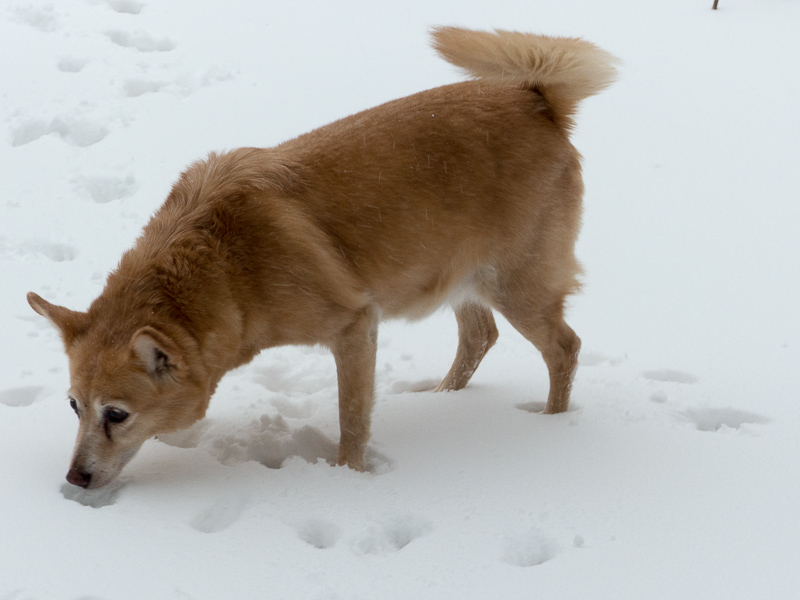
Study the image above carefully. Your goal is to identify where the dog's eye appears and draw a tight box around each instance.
[69,398,79,416]
[104,407,129,424]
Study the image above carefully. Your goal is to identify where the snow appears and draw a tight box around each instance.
[1,0,799,598]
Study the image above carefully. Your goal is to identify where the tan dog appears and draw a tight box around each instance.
[28,27,617,489]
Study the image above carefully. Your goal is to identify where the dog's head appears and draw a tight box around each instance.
[27,292,209,489]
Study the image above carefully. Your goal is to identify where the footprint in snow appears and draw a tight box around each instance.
[515,401,548,414]
[74,174,138,203]
[11,5,59,32]
[388,378,440,393]
[293,519,342,550]
[681,408,770,432]
[14,241,76,262]
[123,68,234,99]
[353,515,432,555]
[579,350,623,367]
[0,386,46,407]
[516,400,580,414]
[501,528,560,567]
[106,30,175,52]
[122,78,168,97]
[105,0,145,15]
[190,498,248,533]
[11,116,109,147]
[642,369,699,384]
[57,57,89,73]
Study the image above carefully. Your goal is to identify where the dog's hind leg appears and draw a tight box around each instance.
[487,278,581,414]
[435,302,499,392]
[330,305,379,471]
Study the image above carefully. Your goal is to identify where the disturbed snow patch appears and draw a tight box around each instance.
[516,401,548,414]
[681,408,770,432]
[60,480,126,508]
[642,369,699,384]
[106,30,175,52]
[191,497,248,533]
[0,386,46,407]
[11,116,109,147]
[74,175,138,204]
[2,240,76,262]
[105,0,145,14]
[11,4,60,32]
[293,519,342,550]
[388,378,439,393]
[501,528,560,567]
[579,350,624,367]
[57,57,89,72]
[204,414,392,473]
[353,515,433,555]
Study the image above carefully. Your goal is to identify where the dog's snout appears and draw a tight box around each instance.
[66,468,92,488]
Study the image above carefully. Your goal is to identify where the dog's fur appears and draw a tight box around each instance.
[28,27,617,489]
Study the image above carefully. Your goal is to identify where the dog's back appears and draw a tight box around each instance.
[259,28,618,319]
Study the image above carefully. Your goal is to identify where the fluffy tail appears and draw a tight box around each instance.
[431,27,618,126]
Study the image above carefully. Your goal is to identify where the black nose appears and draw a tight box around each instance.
[66,468,92,488]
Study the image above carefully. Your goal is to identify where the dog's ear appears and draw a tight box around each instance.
[27,292,88,347]
[130,326,185,381]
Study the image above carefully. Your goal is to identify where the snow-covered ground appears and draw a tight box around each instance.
[2,0,799,598]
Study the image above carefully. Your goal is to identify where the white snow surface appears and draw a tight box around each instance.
[2,1,799,598]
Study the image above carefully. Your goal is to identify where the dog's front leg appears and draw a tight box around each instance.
[331,304,379,471]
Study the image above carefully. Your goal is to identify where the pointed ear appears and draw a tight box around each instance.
[27,292,88,346]
[130,326,185,380]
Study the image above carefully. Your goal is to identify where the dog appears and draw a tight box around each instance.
[28,27,617,489]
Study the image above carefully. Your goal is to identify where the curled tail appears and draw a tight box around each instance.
[431,27,619,126]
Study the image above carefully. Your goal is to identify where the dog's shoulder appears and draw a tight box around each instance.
[168,148,302,209]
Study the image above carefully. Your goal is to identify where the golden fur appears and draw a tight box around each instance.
[28,27,617,488]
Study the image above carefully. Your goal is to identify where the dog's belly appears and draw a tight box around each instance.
[369,262,494,321]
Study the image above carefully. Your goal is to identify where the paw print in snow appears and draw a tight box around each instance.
[681,408,770,432]
[501,527,560,567]
[0,386,46,407]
